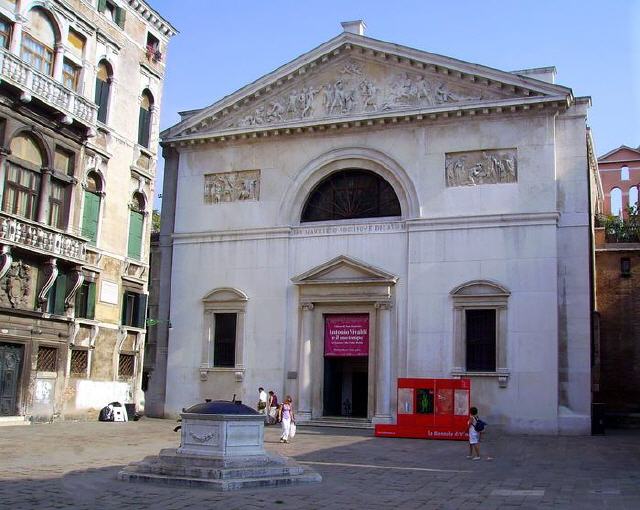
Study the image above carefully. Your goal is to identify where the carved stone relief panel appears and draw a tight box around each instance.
[192,57,527,135]
[445,149,517,187]
[0,260,34,309]
[204,170,260,204]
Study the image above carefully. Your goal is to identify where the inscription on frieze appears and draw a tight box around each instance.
[445,149,517,187]
[204,170,260,204]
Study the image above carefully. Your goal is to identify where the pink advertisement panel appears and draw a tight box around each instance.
[324,314,369,357]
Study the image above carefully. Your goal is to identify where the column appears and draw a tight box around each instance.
[373,302,392,424]
[9,16,25,55]
[36,167,52,224]
[53,44,64,82]
[297,303,314,421]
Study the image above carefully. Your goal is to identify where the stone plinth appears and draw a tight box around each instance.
[118,401,321,491]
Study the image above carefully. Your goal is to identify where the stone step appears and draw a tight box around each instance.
[304,417,374,429]
[0,416,30,427]
[118,466,322,491]
[606,413,640,429]
[133,459,304,480]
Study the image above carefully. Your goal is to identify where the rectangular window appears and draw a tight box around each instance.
[127,210,144,259]
[37,346,58,372]
[48,179,68,229]
[621,257,631,277]
[70,349,88,377]
[0,18,12,49]
[46,273,67,315]
[213,313,236,367]
[54,147,75,176]
[2,164,40,220]
[75,281,96,319]
[118,353,135,377]
[21,34,53,75]
[81,191,101,245]
[465,309,496,372]
[121,291,147,328]
[67,29,85,59]
[62,59,80,91]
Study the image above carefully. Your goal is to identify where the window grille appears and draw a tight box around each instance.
[37,346,58,372]
[119,353,135,377]
[70,350,88,376]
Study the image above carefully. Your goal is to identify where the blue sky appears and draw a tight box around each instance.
[148,0,640,209]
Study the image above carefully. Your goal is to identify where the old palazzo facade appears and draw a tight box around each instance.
[152,22,596,434]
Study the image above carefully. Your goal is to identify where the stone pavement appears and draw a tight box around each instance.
[0,418,639,509]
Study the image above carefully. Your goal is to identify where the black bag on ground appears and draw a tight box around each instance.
[99,404,114,422]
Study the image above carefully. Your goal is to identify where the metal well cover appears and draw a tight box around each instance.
[183,400,259,415]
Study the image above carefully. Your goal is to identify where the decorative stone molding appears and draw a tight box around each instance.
[0,212,87,263]
[0,245,12,280]
[204,170,260,204]
[0,259,32,309]
[445,149,517,187]
[64,266,85,311]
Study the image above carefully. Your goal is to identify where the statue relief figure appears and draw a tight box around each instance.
[205,170,260,204]
[359,79,377,111]
[445,149,517,187]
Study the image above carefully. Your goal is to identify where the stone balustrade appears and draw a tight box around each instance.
[0,48,98,128]
[0,212,87,263]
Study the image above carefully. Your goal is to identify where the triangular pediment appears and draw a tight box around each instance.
[163,33,572,142]
[292,255,398,285]
[598,145,640,162]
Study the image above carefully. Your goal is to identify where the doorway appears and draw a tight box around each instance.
[323,314,369,418]
[0,343,23,416]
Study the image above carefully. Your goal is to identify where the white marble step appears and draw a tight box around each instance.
[0,416,30,427]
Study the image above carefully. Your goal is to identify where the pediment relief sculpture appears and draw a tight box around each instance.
[204,170,260,204]
[0,261,33,309]
[184,58,537,136]
[292,255,398,285]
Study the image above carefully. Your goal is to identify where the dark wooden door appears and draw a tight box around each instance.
[0,343,23,416]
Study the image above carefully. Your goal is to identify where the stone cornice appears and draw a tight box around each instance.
[127,0,178,38]
[164,96,569,148]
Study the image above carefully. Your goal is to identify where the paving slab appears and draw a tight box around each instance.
[0,419,638,509]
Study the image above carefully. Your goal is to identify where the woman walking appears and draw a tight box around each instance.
[278,396,295,443]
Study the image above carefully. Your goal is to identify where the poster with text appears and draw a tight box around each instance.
[324,314,369,357]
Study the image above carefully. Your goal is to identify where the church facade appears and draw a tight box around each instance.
[153,22,597,434]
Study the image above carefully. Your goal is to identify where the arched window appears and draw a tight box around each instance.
[2,133,45,220]
[137,90,153,148]
[127,192,145,259]
[301,170,401,222]
[21,8,57,76]
[81,171,103,245]
[94,60,112,124]
[629,186,639,208]
[621,166,630,181]
[610,187,623,217]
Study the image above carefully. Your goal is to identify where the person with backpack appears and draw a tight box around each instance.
[467,406,486,460]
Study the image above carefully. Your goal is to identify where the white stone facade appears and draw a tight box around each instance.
[155,26,593,434]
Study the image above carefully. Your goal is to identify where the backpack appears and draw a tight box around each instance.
[473,417,486,432]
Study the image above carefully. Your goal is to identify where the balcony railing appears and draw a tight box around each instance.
[0,48,98,128]
[0,212,87,264]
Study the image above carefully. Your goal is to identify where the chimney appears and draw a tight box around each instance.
[341,20,366,36]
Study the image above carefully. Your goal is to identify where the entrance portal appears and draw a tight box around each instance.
[323,314,369,418]
[0,343,23,416]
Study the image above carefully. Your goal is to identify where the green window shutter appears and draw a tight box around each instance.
[127,210,143,260]
[53,274,67,315]
[95,79,110,124]
[81,192,100,245]
[97,0,107,13]
[138,107,150,147]
[115,7,127,28]
[87,282,96,320]
[134,294,147,328]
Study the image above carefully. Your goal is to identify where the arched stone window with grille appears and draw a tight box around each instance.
[301,169,401,222]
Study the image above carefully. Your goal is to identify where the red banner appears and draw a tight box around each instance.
[324,314,369,357]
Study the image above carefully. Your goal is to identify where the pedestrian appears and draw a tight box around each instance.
[257,387,268,419]
[268,390,279,425]
[278,395,295,443]
[467,406,482,460]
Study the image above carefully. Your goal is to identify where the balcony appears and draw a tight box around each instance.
[0,212,87,264]
[0,48,98,130]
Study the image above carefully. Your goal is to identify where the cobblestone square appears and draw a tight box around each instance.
[0,419,639,509]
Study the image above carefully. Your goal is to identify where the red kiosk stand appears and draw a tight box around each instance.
[375,378,471,441]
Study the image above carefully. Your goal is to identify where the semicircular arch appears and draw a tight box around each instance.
[279,147,420,225]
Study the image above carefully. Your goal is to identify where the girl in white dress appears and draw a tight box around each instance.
[468,406,481,460]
